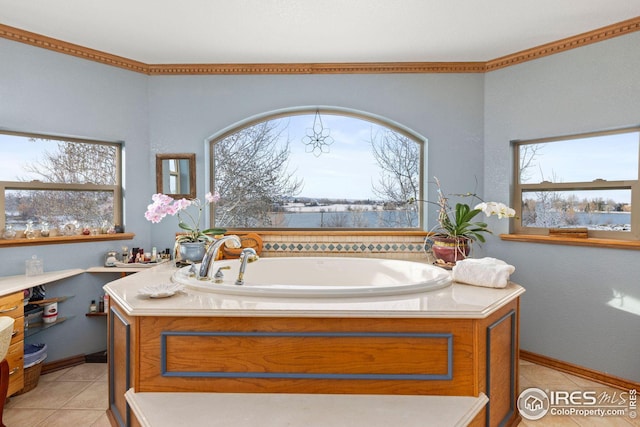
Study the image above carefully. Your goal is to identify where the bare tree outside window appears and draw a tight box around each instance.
[369,129,420,227]
[1,132,121,232]
[213,120,303,227]
[513,128,638,239]
[210,112,423,229]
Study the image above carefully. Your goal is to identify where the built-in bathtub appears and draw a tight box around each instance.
[105,260,524,427]
[172,256,452,297]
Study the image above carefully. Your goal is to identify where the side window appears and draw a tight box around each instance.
[0,131,122,237]
[209,111,424,229]
[513,128,639,240]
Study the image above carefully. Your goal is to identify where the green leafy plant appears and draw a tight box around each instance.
[411,177,515,243]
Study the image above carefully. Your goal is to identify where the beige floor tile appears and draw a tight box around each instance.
[1,408,56,427]
[33,409,105,427]
[57,363,108,382]
[90,412,112,427]
[520,363,578,388]
[570,416,636,426]
[518,416,580,425]
[62,381,109,410]
[39,367,72,382]
[5,380,91,409]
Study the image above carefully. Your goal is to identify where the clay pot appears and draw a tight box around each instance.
[428,235,470,265]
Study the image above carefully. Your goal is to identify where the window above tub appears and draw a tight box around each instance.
[0,130,127,244]
[511,127,640,242]
[208,108,425,230]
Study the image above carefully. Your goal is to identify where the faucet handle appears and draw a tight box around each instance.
[214,266,231,283]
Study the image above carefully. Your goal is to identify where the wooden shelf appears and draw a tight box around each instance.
[86,312,107,317]
[0,233,134,248]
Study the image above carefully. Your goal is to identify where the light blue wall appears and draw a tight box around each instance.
[0,39,151,360]
[484,33,640,382]
[1,30,638,383]
[146,73,485,248]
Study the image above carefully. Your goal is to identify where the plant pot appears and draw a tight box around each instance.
[178,242,206,262]
[427,235,470,265]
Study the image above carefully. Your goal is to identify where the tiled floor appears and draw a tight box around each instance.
[1,361,636,426]
[3,363,109,427]
[518,360,636,426]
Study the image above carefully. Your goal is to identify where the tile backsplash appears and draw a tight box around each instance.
[259,233,429,261]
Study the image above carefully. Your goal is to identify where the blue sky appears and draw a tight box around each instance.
[521,130,638,203]
[276,114,394,200]
[0,134,59,181]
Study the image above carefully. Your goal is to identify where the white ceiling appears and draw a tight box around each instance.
[1,0,639,64]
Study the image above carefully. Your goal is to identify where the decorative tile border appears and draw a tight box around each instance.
[260,234,428,260]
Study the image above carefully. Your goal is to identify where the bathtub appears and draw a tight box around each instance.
[172,256,451,298]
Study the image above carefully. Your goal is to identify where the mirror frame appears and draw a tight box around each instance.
[155,153,196,199]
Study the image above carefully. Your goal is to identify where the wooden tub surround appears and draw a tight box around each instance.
[104,262,524,427]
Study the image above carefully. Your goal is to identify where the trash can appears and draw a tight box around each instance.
[14,343,47,395]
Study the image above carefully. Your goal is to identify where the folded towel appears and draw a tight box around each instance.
[451,257,515,288]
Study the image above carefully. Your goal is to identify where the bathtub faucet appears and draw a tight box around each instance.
[235,248,259,286]
[198,235,241,280]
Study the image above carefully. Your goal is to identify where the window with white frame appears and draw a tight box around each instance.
[0,130,122,237]
[512,127,639,240]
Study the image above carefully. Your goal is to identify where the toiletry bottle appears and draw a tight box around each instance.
[90,300,97,313]
[103,294,109,313]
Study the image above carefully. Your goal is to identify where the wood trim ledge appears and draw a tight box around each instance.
[500,234,640,250]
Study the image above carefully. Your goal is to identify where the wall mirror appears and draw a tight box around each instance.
[156,153,196,199]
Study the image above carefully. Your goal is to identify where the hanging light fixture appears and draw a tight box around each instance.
[302,110,334,157]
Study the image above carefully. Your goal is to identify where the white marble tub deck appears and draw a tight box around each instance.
[125,389,488,427]
[104,262,524,319]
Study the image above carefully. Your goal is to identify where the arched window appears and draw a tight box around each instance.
[208,108,424,230]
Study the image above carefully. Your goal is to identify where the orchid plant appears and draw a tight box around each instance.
[410,177,516,243]
[144,192,226,243]
[432,177,515,243]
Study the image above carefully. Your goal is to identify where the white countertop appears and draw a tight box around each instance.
[104,262,524,319]
[0,269,84,296]
[125,389,488,427]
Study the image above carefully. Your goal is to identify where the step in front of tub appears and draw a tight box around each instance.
[124,389,488,427]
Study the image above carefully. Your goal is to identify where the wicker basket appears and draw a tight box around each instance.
[14,361,43,395]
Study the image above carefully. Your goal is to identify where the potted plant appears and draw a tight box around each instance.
[144,192,226,261]
[413,178,515,266]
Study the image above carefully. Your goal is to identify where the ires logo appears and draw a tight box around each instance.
[519,387,637,421]
[549,390,597,405]
[517,388,550,420]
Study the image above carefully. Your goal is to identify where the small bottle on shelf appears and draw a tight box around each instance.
[89,300,97,313]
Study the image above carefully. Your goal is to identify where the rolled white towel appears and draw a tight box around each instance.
[451,257,515,288]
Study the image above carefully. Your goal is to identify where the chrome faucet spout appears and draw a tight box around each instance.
[198,235,241,279]
[235,248,258,286]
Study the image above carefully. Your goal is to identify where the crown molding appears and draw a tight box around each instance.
[486,15,640,71]
[1,16,639,75]
[0,23,149,73]
[147,61,486,75]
